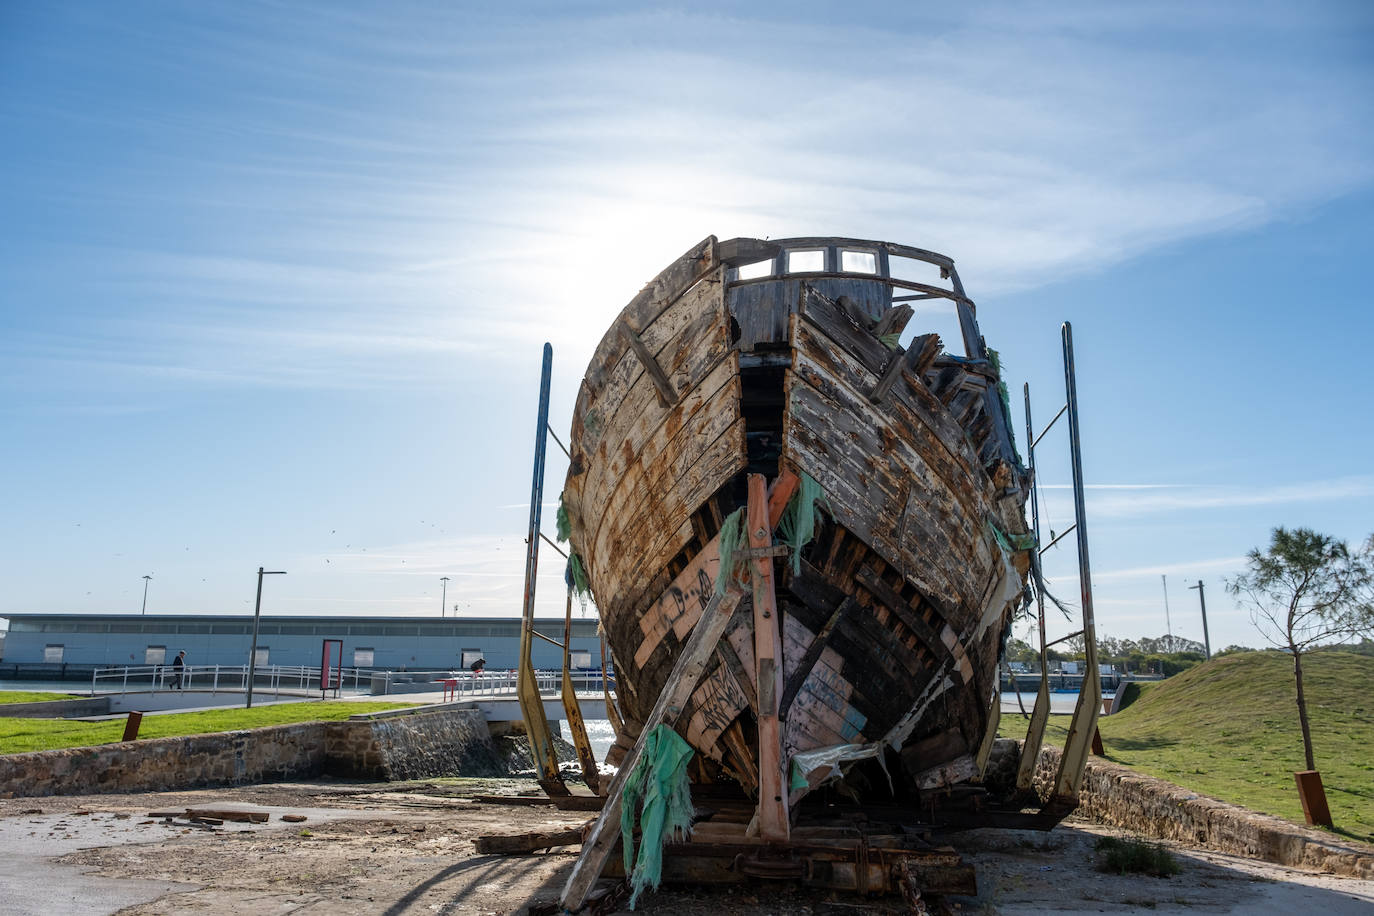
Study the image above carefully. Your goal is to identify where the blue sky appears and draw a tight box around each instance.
[2,1,1371,653]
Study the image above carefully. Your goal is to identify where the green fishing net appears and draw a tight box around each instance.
[713,507,747,595]
[776,471,828,575]
[620,724,695,908]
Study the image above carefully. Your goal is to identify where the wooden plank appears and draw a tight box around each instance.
[747,473,789,842]
[854,567,957,672]
[869,333,939,405]
[560,587,744,912]
[779,596,856,719]
[720,719,759,795]
[682,661,750,761]
[715,636,757,714]
[635,532,722,669]
[619,320,678,406]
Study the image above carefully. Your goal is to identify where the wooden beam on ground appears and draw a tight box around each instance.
[559,586,745,912]
[475,827,585,855]
[748,473,790,842]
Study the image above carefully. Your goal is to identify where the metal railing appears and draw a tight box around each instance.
[87,664,616,700]
[90,664,371,698]
[370,668,613,699]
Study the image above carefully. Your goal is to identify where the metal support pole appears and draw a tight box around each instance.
[141,575,152,615]
[246,567,286,709]
[440,577,449,618]
[1189,580,1212,659]
[517,343,568,795]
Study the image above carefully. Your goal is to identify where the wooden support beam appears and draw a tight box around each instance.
[747,473,790,842]
[560,587,745,912]
[766,467,801,527]
[972,684,1001,781]
[562,591,601,794]
[618,320,678,407]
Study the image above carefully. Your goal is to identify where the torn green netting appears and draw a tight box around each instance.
[620,724,695,909]
[878,331,901,349]
[565,551,591,602]
[987,520,1036,553]
[776,471,828,575]
[556,493,572,542]
[714,507,747,595]
[985,348,1021,462]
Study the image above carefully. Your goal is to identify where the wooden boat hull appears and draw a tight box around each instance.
[561,236,1031,803]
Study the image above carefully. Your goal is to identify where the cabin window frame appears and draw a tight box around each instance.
[785,248,827,274]
[839,247,878,275]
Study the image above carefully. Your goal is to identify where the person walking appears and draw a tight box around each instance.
[172,650,186,690]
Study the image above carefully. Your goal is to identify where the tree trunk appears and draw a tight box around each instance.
[1293,649,1316,772]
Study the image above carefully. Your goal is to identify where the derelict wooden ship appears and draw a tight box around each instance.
[559,235,1035,814]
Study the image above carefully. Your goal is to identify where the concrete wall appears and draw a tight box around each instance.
[1033,744,1374,879]
[0,704,501,798]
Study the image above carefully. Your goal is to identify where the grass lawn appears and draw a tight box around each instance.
[1000,651,1374,845]
[0,700,419,754]
[0,691,84,704]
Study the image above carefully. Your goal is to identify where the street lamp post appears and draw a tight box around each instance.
[440,577,449,618]
[141,575,153,615]
[246,567,286,708]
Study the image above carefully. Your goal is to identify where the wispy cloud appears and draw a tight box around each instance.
[1090,556,1248,583]
[5,2,1370,393]
[1036,476,1374,519]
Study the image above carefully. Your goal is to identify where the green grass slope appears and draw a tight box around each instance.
[1001,651,1374,843]
[0,701,418,754]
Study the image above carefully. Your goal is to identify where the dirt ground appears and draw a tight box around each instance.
[2,777,1373,915]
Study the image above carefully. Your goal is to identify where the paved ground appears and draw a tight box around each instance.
[2,778,1373,915]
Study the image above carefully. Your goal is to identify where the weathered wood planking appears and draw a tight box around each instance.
[572,305,734,581]
[578,236,719,402]
[681,661,750,763]
[576,283,733,515]
[585,360,739,560]
[634,533,722,669]
[592,415,746,626]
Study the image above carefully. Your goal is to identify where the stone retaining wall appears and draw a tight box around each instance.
[0,704,501,798]
[327,706,503,780]
[1034,744,1374,879]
